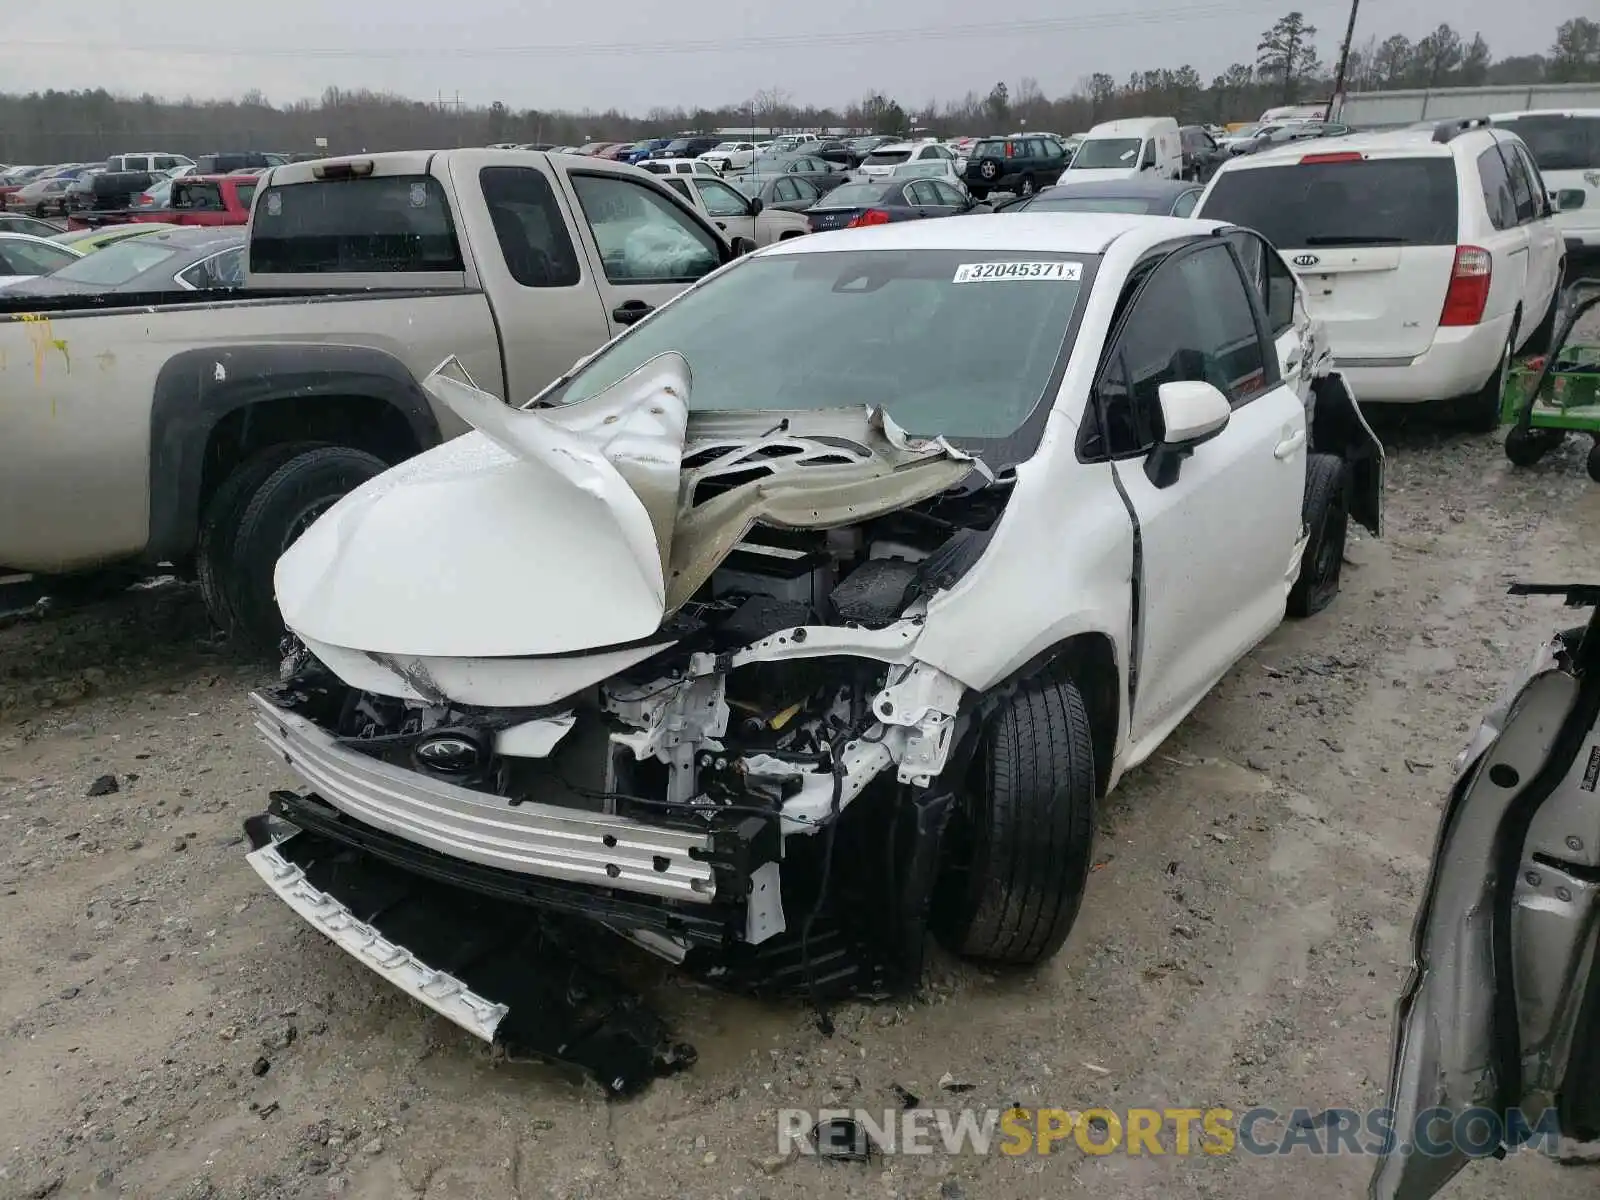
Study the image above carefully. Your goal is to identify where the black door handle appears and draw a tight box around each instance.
[715,221,726,229]
[613,299,653,325]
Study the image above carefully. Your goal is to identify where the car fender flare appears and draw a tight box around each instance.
[146,343,444,561]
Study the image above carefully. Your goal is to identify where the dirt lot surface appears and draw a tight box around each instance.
[4,412,1600,1199]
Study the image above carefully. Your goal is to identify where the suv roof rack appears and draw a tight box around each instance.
[1431,117,1492,144]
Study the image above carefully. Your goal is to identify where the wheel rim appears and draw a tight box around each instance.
[282,496,338,554]
[1021,178,1034,196]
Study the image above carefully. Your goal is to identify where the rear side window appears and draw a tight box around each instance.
[1200,158,1458,248]
[250,175,464,274]
[479,166,581,288]
[235,183,257,211]
[1477,146,1515,230]
[175,182,224,210]
[1501,145,1536,222]
[1494,115,1600,172]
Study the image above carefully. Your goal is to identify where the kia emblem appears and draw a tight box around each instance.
[1292,253,1320,267]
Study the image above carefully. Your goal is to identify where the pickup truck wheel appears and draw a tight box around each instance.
[1287,453,1349,619]
[225,446,388,655]
[197,443,325,637]
[932,677,1097,966]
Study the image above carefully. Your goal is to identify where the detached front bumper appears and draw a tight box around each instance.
[252,692,723,903]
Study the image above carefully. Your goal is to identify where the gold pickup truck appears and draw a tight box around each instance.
[0,149,743,648]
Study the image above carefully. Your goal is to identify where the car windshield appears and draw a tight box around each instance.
[1199,158,1458,247]
[1230,124,1264,138]
[892,163,950,178]
[863,150,912,166]
[664,140,695,153]
[745,155,789,172]
[1071,138,1143,168]
[1495,114,1600,172]
[546,249,1092,452]
[711,143,740,151]
[813,183,894,208]
[45,238,181,286]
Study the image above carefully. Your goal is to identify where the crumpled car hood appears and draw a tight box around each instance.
[275,354,978,660]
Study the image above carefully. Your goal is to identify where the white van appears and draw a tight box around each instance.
[1260,104,1329,123]
[105,152,194,174]
[1066,118,1182,181]
[1489,109,1600,251]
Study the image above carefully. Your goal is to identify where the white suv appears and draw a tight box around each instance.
[1490,109,1600,254]
[858,140,956,181]
[1195,118,1566,429]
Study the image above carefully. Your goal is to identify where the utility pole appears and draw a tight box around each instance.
[1331,0,1361,112]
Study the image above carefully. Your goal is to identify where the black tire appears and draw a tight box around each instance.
[969,185,989,201]
[933,678,1097,966]
[1018,174,1036,198]
[196,443,324,637]
[1287,453,1349,619]
[1453,326,1514,434]
[1588,440,1600,485]
[1504,425,1562,467]
[224,446,388,655]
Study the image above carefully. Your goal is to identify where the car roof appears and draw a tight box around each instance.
[0,230,71,246]
[762,212,1223,256]
[1220,125,1491,167]
[1489,108,1600,120]
[134,226,245,251]
[1037,177,1199,200]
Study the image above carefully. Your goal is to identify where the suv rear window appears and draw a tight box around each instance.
[971,140,1013,159]
[250,174,464,274]
[1200,158,1458,248]
[1494,115,1600,172]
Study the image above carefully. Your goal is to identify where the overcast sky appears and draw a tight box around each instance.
[2,0,1584,114]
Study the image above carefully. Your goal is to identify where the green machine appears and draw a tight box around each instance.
[1502,277,1600,483]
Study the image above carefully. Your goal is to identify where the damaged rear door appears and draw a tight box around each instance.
[1372,583,1600,1200]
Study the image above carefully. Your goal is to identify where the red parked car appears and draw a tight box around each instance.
[68,174,259,230]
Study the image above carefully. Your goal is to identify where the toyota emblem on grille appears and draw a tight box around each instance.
[1292,253,1320,267]
[414,734,484,773]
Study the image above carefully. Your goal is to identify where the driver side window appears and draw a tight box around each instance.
[694,177,751,217]
[1080,245,1268,461]
[570,173,720,284]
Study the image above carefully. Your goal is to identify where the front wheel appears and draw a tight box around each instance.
[223,446,388,656]
[1287,453,1349,619]
[1588,439,1600,484]
[932,678,1097,966]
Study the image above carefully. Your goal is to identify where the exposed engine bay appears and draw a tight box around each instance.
[247,354,1014,1092]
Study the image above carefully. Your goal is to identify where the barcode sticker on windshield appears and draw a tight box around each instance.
[952,261,1082,284]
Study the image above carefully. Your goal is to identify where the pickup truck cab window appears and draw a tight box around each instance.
[692,177,750,218]
[479,166,582,288]
[250,174,464,274]
[569,173,720,284]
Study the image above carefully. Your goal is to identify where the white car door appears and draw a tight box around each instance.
[1087,240,1306,757]
[1372,583,1600,1200]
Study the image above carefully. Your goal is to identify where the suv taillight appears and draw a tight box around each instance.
[846,208,892,228]
[1439,246,1491,327]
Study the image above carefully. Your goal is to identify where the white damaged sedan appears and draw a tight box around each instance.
[244,214,1383,1083]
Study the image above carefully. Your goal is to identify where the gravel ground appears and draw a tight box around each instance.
[4,404,1600,1198]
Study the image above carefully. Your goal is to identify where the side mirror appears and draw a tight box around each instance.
[1145,380,1231,488]
[748,195,764,216]
[1555,189,1585,213]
